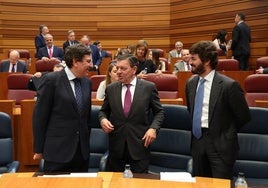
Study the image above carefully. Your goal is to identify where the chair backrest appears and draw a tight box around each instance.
[89,105,109,172]
[244,74,268,107]
[144,73,178,98]
[0,112,13,173]
[256,56,268,69]
[149,104,192,174]
[234,107,268,184]
[7,74,36,105]
[90,75,106,99]
[159,57,168,72]
[35,59,58,72]
[216,59,239,71]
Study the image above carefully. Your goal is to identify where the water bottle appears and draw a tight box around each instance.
[141,67,148,74]
[235,172,248,188]
[123,164,133,178]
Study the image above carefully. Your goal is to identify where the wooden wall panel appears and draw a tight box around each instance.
[0,0,171,59]
[170,0,268,70]
[0,0,267,70]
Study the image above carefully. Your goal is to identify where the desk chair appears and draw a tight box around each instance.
[0,112,20,173]
[256,56,268,69]
[234,107,268,184]
[149,105,192,174]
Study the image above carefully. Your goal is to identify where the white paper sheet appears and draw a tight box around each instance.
[160,172,196,182]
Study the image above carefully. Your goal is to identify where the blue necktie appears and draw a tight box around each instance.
[73,78,83,112]
[124,84,132,117]
[193,78,206,139]
[11,64,15,72]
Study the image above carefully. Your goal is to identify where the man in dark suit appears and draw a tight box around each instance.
[62,30,79,54]
[81,35,101,74]
[33,44,93,172]
[99,54,164,173]
[34,25,49,56]
[231,13,251,70]
[0,50,27,73]
[185,41,251,179]
[37,33,64,62]
[93,41,110,58]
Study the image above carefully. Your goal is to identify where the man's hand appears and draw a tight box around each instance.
[100,118,114,133]
[142,128,157,148]
[33,153,43,160]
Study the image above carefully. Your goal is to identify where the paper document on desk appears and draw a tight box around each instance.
[160,172,196,182]
[41,173,98,178]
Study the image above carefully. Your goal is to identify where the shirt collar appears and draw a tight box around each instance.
[202,70,215,83]
[65,66,76,81]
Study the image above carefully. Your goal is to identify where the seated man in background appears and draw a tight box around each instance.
[37,33,64,63]
[27,63,64,91]
[173,49,191,74]
[93,41,110,58]
[0,50,27,73]
[168,41,183,64]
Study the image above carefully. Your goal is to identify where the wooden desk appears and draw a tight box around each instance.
[98,172,230,188]
[255,100,268,108]
[0,173,102,188]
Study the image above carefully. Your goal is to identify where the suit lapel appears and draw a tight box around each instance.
[189,76,199,116]
[60,70,79,113]
[209,72,222,123]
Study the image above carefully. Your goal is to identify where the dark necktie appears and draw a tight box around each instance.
[11,64,15,72]
[73,78,83,112]
[193,78,206,139]
[124,84,132,117]
[187,63,191,71]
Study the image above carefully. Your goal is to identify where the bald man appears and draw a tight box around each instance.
[0,50,27,73]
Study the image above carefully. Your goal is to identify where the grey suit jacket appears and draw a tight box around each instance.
[98,78,164,160]
[168,49,182,63]
[173,61,187,74]
[33,70,91,163]
[185,72,250,165]
[0,60,27,73]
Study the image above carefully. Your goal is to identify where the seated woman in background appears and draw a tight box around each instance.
[212,29,231,56]
[96,63,118,100]
[149,49,165,72]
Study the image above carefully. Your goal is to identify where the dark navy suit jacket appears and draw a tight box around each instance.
[0,60,27,73]
[37,46,64,61]
[89,44,101,67]
[35,34,46,54]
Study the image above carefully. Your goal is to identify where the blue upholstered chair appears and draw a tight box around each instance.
[89,105,109,172]
[0,112,20,173]
[234,107,268,184]
[149,104,192,174]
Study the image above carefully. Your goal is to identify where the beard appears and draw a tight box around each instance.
[191,63,205,75]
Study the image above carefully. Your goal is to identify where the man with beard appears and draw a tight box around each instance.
[185,41,250,179]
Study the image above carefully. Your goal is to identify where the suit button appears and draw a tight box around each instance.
[76,131,79,135]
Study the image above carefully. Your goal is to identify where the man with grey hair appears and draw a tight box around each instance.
[168,41,183,64]
[0,50,27,73]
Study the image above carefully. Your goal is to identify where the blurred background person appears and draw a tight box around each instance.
[96,63,118,100]
[231,12,251,70]
[80,35,101,74]
[127,44,136,55]
[173,49,191,74]
[63,30,79,54]
[93,41,110,58]
[212,29,231,56]
[135,40,156,79]
[35,24,49,56]
[0,50,27,73]
[37,33,64,63]
[168,41,183,64]
[148,49,165,72]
